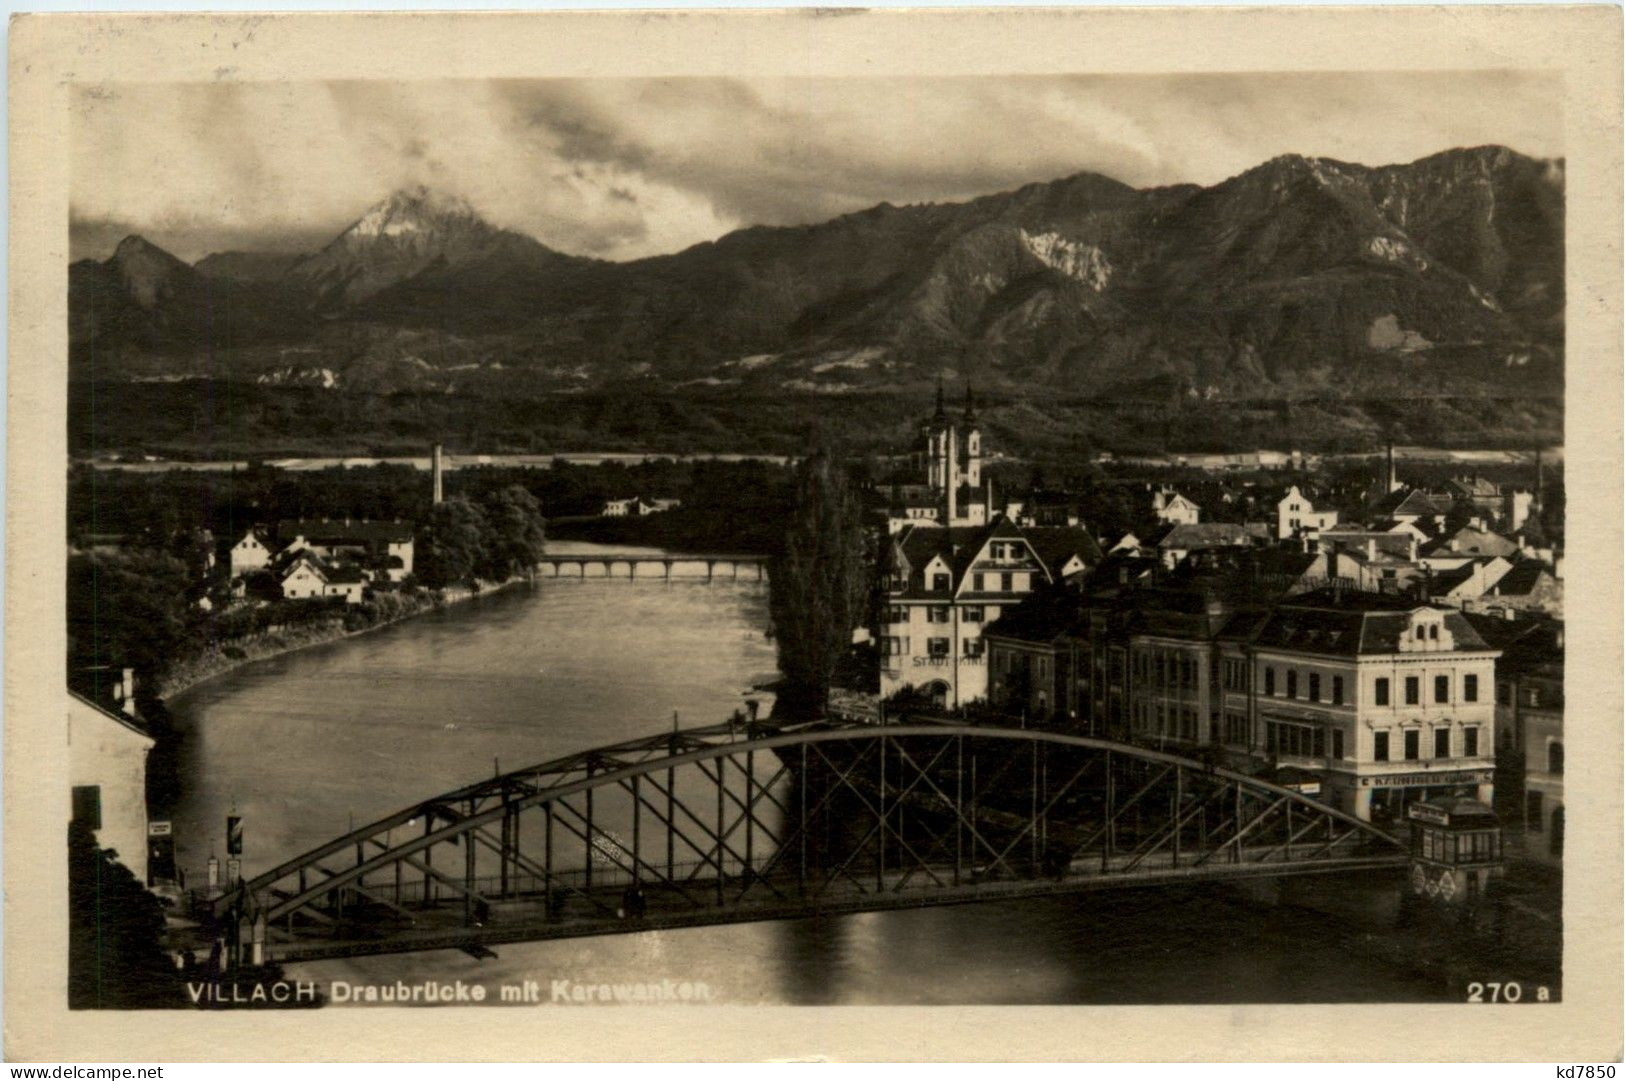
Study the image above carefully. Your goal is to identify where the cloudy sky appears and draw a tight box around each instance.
[70,72,1563,264]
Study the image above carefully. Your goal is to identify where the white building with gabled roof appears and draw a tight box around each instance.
[880,516,1100,708]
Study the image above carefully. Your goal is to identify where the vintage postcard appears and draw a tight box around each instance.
[6,5,1621,1063]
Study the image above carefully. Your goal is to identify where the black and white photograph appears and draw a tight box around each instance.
[8,5,1621,1064]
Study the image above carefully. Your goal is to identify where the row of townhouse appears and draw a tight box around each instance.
[983,581,1500,829]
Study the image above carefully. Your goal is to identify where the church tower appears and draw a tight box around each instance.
[924,378,952,491]
[961,386,982,490]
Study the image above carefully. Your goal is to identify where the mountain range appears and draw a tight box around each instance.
[69,147,1564,403]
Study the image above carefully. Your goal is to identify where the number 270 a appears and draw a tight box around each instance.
[1467,981,1549,1002]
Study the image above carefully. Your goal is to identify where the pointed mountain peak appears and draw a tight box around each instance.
[102,235,196,308]
[111,234,184,264]
[348,185,485,240]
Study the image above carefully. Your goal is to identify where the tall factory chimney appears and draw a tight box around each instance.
[432,443,444,505]
[1534,447,1544,510]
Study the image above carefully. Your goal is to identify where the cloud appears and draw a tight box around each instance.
[70,72,1563,264]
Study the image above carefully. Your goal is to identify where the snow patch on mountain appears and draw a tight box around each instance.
[255,366,339,388]
[350,186,479,240]
[1367,314,1432,354]
[1366,235,1428,270]
[811,347,887,373]
[1020,230,1111,290]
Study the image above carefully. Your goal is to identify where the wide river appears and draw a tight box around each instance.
[168,542,1462,1005]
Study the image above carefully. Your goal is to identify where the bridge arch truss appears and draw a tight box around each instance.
[211,721,1405,963]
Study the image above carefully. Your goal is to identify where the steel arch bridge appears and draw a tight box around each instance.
[207,720,1406,964]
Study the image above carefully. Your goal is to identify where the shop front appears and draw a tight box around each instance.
[1357,768,1495,832]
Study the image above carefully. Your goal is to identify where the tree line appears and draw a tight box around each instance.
[415,486,547,589]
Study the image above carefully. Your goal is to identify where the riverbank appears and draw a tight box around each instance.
[156,576,533,702]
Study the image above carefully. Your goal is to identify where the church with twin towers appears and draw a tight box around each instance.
[885,383,994,532]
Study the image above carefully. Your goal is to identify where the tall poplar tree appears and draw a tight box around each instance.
[769,449,869,720]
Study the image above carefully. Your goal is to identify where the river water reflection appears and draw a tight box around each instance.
[168,542,1455,1005]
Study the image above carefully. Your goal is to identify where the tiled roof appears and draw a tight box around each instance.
[892,518,1097,598]
[1427,564,1481,595]
[1154,522,1261,549]
[982,589,1084,644]
[1462,613,1562,672]
[1249,593,1492,656]
[1025,526,1103,572]
[1489,560,1555,597]
[1391,490,1456,517]
[1424,527,1518,559]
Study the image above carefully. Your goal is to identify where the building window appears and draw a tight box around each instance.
[933,573,951,591]
[965,606,986,623]
[1374,731,1390,762]
[1404,730,1420,761]
[1001,572,1013,591]
[1265,667,1276,696]
[1267,720,1322,757]
[1464,727,1479,757]
[1526,791,1544,832]
[1497,681,1511,705]
[929,606,950,624]
[1434,675,1449,704]
[1332,676,1344,705]
[1434,728,1450,759]
[885,606,906,624]
[1224,712,1248,745]
[964,639,984,658]
[1549,742,1564,775]
[973,573,985,591]
[1286,671,1298,699]
[1224,660,1245,691]
[1308,674,1321,702]
[1405,676,1419,705]
[1464,674,1478,703]
[1332,729,1344,759]
[1375,677,1390,706]
[1429,624,1439,640]
[71,785,102,831]
[928,637,951,657]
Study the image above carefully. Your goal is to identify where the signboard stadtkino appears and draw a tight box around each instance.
[1359,770,1492,788]
[1407,802,1452,826]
